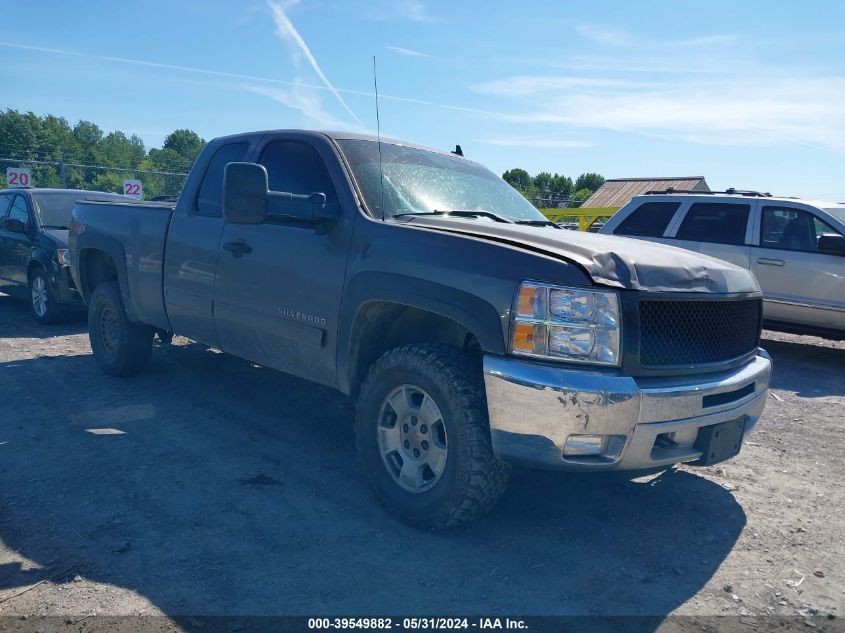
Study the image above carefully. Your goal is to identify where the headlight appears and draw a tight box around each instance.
[510,282,621,365]
[56,249,71,267]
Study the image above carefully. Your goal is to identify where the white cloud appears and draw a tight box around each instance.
[477,137,596,149]
[367,0,433,22]
[400,0,431,22]
[266,0,364,128]
[248,84,351,129]
[474,73,845,148]
[474,75,657,96]
[574,22,738,49]
[385,45,431,58]
[574,23,637,47]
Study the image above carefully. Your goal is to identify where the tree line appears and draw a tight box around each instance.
[0,109,205,198]
[502,168,605,208]
[1,109,606,205]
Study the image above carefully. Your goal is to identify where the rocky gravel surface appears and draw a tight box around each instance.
[0,294,842,630]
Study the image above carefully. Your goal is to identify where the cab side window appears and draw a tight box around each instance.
[676,202,750,245]
[196,142,250,218]
[258,141,338,203]
[7,195,30,227]
[761,206,844,252]
[614,201,680,237]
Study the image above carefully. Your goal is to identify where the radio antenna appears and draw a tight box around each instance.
[373,55,385,221]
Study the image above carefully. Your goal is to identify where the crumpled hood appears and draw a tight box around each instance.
[43,228,69,247]
[405,217,760,294]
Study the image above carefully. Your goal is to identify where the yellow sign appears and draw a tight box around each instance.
[540,207,619,231]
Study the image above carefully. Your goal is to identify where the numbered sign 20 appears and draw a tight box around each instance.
[7,167,32,187]
[123,179,143,199]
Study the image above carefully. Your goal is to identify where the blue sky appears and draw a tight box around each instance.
[1,0,844,199]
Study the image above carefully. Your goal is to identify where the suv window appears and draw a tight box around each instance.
[8,195,30,226]
[0,194,12,217]
[614,201,680,237]
[676,202,750,245]
[761,206,844,252]
[258,141,337,202]
[196,142,250,218]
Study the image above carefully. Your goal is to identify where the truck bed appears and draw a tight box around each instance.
[71,199,176,330]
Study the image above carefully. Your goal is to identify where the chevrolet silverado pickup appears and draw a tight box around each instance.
[69,130,772,529]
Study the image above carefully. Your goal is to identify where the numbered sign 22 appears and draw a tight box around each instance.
[7,167,32,187]
[123,179,143,199]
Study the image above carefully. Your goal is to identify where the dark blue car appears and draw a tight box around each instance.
[0,187,132,323]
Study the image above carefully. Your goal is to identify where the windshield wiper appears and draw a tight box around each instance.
[42,224,69,230]
[514,219,561,228]
[393,210,513,224]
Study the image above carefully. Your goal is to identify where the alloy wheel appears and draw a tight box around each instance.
[377,384,448,493]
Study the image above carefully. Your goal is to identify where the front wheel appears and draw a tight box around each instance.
[355,344,510,530]
[88,281,154,376]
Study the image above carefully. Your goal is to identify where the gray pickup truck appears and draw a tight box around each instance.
[69,130,772,529]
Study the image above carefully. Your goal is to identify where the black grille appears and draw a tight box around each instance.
[639,298,761,367]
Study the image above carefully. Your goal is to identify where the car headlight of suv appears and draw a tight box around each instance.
[510,282,621,366]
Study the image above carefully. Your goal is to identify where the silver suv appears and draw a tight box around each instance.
[600,189,845,339]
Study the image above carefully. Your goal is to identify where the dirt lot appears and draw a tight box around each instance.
[0,292,842,626]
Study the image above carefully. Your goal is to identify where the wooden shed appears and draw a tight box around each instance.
[582,176,710,209]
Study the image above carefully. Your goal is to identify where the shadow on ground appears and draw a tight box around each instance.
[0,332,745,621]
[762,332,845,398]
[0,293,87,338]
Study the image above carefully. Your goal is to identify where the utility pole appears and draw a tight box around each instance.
[59,160,66,188]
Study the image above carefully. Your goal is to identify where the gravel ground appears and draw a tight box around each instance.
[0,292,842,627]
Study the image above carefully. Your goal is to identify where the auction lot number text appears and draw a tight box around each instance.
[308,618,527,630]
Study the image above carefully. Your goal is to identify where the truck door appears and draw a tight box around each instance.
[212,137,354,387]
[163,140,251,347]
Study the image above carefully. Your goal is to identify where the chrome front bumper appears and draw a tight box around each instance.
[483,351,772,470]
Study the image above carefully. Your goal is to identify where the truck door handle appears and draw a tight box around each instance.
[757,257,785,267]
[223,239,252,258]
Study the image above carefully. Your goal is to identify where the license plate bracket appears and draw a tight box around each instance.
[693,417,746,466]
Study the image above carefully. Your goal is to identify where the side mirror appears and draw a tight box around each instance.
[818,233,845,255]
[223,162,269,225]
[0,218,27,234]
[222,161,340,232]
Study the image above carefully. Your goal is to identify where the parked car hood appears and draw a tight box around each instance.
[43,228,69,247]
[403,217,760,294]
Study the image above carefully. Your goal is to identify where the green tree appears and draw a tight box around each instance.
[502,168,533,192]
[574,172,605,193]
[101,131,145,168]
[162,129,205,165]
[551,174,573,198]
[572,187,593,203]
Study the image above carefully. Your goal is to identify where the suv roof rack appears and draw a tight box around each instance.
[645,187,772,197]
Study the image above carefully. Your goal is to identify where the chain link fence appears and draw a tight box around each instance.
[0,157,188,200]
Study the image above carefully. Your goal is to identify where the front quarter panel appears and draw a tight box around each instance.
[337,217,593,390]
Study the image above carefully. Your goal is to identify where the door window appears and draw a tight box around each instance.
[676,202,750,245]
[258,141,337,202]
[0,194,12,217]
[195,142,250,217]
[7,195,30,227]
[761,206,844,252]
[614,201,680,237]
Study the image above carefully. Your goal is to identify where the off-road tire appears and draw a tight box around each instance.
[88,281,154,376]
[29,267,65,324]
[355,343,510,530]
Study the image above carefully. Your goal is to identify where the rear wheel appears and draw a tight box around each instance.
[29,268,64,324]
[88,281,154,376]
[355,344,510,530]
